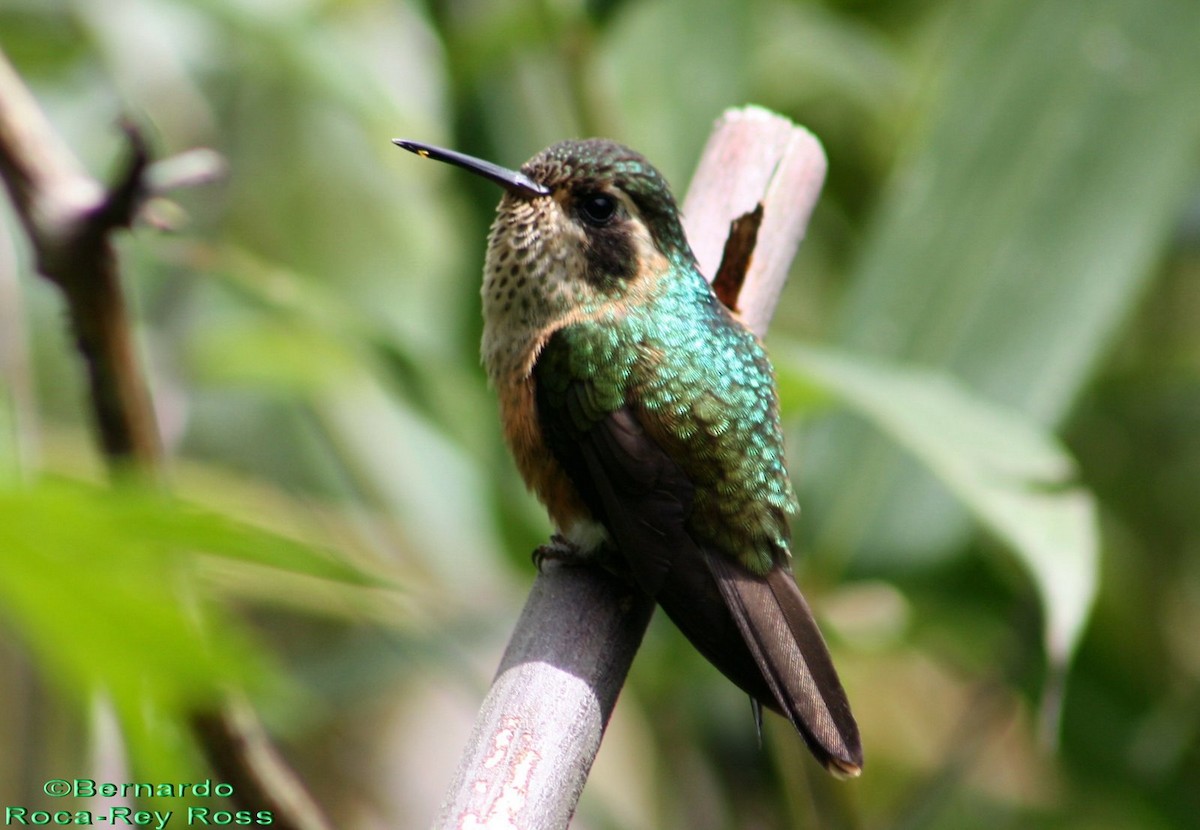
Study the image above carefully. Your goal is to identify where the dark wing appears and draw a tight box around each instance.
[535,332,862,775]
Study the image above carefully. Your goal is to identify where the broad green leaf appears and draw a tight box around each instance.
[0,477,382,711]
[806,0,1200,563]
[0,479,266,711]
[781,344,1098,676]
[120,490,389,588]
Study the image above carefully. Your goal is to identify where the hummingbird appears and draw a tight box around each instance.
[394,137,862,776]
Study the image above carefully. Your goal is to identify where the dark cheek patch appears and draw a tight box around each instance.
[584,226,636,284]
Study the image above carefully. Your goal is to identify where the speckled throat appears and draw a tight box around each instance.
[479,139,687,388]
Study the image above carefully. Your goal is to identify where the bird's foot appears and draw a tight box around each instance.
[532,533,587,572]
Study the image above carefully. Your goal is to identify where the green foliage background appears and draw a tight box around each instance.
[2,0,1198,827]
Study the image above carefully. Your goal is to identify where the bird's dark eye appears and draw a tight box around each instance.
[578,192,617,227]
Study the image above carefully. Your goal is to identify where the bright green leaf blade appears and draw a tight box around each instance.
[19,477,389,588]
[807,0,1200,563]
[0,480,268,711]
[117,492,390,588]
[0,475,384,777]
[781,343,1099,674]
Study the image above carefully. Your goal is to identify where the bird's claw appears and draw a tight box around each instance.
[532,533,584,571]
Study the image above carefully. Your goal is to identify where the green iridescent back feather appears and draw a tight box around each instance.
[536,255,798,575]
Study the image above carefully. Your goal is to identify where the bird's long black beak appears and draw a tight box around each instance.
[393,139,549,198]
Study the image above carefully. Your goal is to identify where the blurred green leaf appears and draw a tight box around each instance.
[0,479,264,709]
[315,376,513,597]
[191,315,357,393]
[122,491,388,589]
[806,0,1200,564]
[0,475,393,776]
[751,0,909,140]
[604,0,750,182]
[0,476,382,705]
[782,343,1098,671]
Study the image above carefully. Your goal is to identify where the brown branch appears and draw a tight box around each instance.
[0,53,157,467]
[433,106,828,829]
[711,203,765,313]
[0,47,330,830]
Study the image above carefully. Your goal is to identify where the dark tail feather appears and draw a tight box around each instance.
[706,554,862,777]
